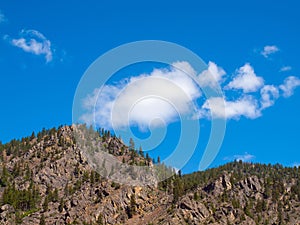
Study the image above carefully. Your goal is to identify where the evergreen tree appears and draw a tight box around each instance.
[129,138,135,151]
[173,177,184,203]
[96,214,104,225]
[127,194,137,218]
[157,156,161,164]
[43,197,49,212]
[39,214,46,225]
[138,146,144,157]
[58,198,64,213]
[30,131,35,141]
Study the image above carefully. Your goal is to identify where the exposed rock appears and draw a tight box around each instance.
[204,173,232,195]
[0,125,300,224]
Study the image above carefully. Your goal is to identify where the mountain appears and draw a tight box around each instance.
[0,125,300,224]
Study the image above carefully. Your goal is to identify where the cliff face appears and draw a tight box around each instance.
[0,126,300,224]
[160,173,300,225]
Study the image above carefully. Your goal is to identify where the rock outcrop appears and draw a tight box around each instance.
[0,125,300,224]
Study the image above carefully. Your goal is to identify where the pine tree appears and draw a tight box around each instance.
[157,156,161,164]
[30,131,35,141]
[96,214,104,225]
[0,164,8,186]
[58,198,64,213]
[173,177,184,203]
[39,214,46,225]
[138,146,144,157]
[146,153,151,165]
[129,138,135,151]
[43,197,49,212]
[53,188,59,202]
[127,194,137,218]
[90,170,95,184]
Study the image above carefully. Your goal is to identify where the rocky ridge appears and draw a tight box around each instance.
[0,125,300,224]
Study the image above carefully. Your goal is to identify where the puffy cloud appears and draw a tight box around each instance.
[260,85,279,109]
[0,11,6,23]
[226,63,264,93]
[291,162,300,168]
[234,152,255,162]
[280,66,292,72]
[81,62,201,130]
[172,61,197,77]
[9,29,53,62]
[261,45,279,58]
[224,152,255,162]
[202,96,261,120]
[202,76,299,120]
[198,61,226,88]
[81,60,300,128]
[202,74,300,120]
[279,76,300,97]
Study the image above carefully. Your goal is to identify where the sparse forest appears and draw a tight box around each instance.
[0,125,300,224]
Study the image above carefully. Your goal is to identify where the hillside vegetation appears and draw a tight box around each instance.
[0,125,300,224]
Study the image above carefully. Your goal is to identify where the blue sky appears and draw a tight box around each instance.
[1,1,300,173]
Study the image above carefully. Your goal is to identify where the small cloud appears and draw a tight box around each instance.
[201,74,299,120]
[291,162,300,168]
[3,34,9,40]
[198,61,226,88]
[201,96,261,120]
[7,29,53,62]
[223,152,255,162]
[260,85,279,109]
[279,76,300,97]
[234,152,255,162]
[0,10,6,23]
[261,45,279,58]
[226,63,264,93]
[200,61,300,120]
[280,66,292,72]
[173,166,180,174]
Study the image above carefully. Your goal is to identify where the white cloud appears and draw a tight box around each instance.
[9,29,53,62]
[198,61,226,88]
[291,162,300,168]
[279,76,300,97]
[81,62,201,130]
[81,61,300,128]
[202,77,298,120]
[261,45,279,58]
[202,96,261,120]
[224,152,255,162]
[260,85,279,109]
[226,63,264,93]
[0,11,6,23]
[172,61,197,77]
[280,66,292,72]
[234,152,255,162]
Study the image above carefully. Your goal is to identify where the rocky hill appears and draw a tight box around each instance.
[0,125,300,224]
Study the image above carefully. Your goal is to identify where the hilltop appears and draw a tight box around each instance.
[0,125,300,224]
